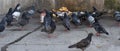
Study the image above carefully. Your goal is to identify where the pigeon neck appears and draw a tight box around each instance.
[0,18,6,25]
[64,13,68,18]
[85,11,90,17]
[13,4,21,12]
[6,8,13,15]
[93,7,97,12]
[86,34,93,40]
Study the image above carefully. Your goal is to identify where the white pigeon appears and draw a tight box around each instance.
[12,11,21,21]
[88,15,95,24]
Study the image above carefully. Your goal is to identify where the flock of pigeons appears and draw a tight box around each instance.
[0,3,35,34]
[37,6,109,38]
[0,3,120,51]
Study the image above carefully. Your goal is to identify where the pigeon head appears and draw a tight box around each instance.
[6,8,13,15]
[30,5,35,11]
[16,3,21,10]
[45,9,51,15]
[64,13,68,17]
[92,6,97,11]
[115,11,120,14]
[71,13,76,17]
[88,33,93,36]
[28,6,35,15]
[85,11,90,17]
[87,33,93,40]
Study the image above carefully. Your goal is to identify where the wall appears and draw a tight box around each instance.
[54,0,104,11]
[89,0,104,10]
[0,0,107,14]
[0,0,36,14]
[36,0,56,10]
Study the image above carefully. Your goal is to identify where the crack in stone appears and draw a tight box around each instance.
[1,25,42,51]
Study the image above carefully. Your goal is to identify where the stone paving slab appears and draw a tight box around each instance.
[0,31,29,44]
[6,44,120,51]
[0,17,120,51]
[16,31,87,45]
[8,45,26,51]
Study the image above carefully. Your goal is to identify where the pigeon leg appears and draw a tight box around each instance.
[118,22,120,26]
[96,32,100,36]
[74,26,78,29]
[64,29,68,32]
[88,24,92,28]
[7,25,12,28]
[0,33,6,38]
[7,23,13,27]
[116,22,120,26]
[19,26,24,30]
[81,48,84,51]
[48,34,53,38]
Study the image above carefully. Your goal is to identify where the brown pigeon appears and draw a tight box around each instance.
[68,33,93,51]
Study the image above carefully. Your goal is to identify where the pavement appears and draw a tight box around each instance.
[0,15,120,51]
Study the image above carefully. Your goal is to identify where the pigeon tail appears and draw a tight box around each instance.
[68,44,76,48]
[103,29,109,35]
[118,38,120,40]
[105,32,109,35]
[67,28,70,31]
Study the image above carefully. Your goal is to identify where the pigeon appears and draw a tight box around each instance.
[68,33,93,51]
[92,6,97,12]
[91,6,106,19]
[49,10,58,22]
[5,8,14,26]
[92,19,109,36]
[77,11,86,22]
[12,3,21,21]
[42,9,56,38]
[62,13,71,31]
[17,5,36,29]
[57,12,65,21]
[114,11,120,26]
[87,15,95,25]
[18,12,30,30]
[49,20,56,34]
[85,11,95,27]
[71,13,81,26]
[27,5,35,16]
[0,17,7,34]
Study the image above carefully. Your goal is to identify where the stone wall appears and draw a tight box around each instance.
[0,0,109,14]
[0,0,36,14]
[89,0,104,10]
[54,0,104,11]
[36,0,56,10]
